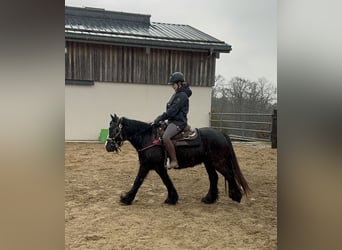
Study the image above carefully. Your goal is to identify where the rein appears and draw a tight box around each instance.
[138,139,160,152]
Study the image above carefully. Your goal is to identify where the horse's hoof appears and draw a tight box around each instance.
[120,200,132,205]
[120,195,133,205]
[231,197,241,203]
[201,196,217,204]
[229,191,242,203]
[164,198,178,205]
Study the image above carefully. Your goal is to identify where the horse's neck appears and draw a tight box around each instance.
[124,119,152,150]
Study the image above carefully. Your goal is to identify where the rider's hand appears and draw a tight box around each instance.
[153,116,162,125]
[153,112,167,125]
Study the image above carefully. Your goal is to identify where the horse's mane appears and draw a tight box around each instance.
[121,117,153,135]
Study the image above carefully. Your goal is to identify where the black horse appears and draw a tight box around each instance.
[105,114,251,205]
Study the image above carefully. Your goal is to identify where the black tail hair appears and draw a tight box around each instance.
[223,133,251,195]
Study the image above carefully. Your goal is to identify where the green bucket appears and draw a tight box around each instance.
[99,129,108,142]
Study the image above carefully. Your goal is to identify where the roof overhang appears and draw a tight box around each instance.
[65,31,232,54]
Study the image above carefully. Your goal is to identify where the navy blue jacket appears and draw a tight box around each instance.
[157,85,192,130]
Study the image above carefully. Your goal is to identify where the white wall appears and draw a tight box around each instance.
[65,82,212,140]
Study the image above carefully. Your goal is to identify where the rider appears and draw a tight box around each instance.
[153,72,192,169]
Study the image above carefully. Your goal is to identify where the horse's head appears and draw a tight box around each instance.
[105,114,124,152]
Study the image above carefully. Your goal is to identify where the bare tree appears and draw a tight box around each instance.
[212,76,276,113]
[255,77,276,109]
[212,75,228,113]
[211,76,277,139]
[227,77,250,111]
[212,74,228,98]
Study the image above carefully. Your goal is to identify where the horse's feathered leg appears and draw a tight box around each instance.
[120,166,149,205]
[201,161,219,204]
[226,159,243,203]
[223,134,251,200]
[154,166,178,205]
[211,158,242,203]
[214,134,251,203]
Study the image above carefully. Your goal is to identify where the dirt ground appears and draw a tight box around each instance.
[65,141,277,249]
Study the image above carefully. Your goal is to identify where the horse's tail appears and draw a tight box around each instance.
[223,133,251,196]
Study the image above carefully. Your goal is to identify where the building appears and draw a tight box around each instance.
[65,6,231,140]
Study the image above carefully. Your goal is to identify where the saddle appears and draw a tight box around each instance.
[157,122,200,147]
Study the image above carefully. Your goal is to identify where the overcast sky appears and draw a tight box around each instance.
[65,0,277,87]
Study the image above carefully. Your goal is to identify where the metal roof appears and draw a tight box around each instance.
[65,6,232,53]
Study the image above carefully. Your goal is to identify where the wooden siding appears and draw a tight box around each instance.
[65,41,217,87]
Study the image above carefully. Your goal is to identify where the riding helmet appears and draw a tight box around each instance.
[168,72,184,84]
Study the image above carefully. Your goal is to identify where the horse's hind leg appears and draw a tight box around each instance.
[155,166,178,205]
[120,166,149,205]
[227,160,243,202]
[202,161,219,204]
[214,159,242,203]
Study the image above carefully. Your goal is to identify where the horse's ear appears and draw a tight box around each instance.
[111,114,118,120]
[110,114,114,119]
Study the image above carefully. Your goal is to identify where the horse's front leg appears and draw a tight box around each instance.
[120,165,149,205]
[155,165,178,205]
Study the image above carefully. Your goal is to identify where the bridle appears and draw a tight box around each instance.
[105,117,160,153]
[105,117,124,152]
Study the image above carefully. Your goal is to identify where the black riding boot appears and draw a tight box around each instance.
[164,139,179,169]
